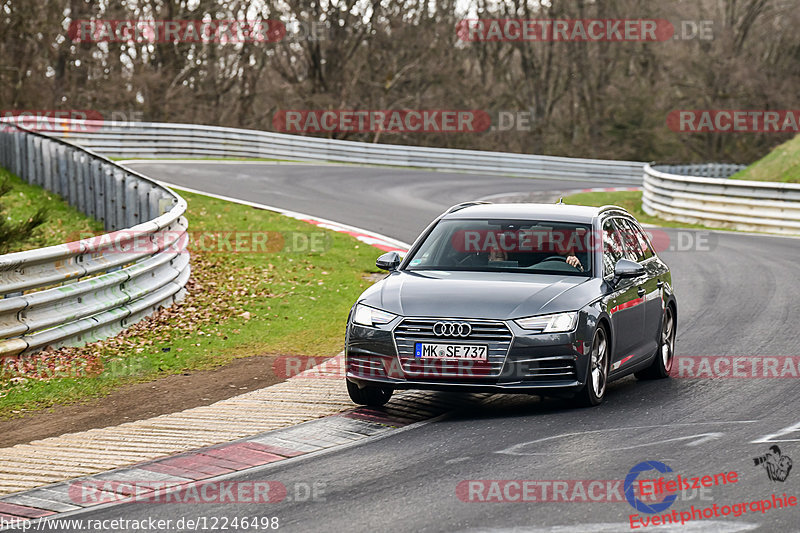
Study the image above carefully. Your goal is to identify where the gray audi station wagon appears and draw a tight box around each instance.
[345,202,677,407]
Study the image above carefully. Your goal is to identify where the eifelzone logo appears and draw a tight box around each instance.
[753,446,793,482]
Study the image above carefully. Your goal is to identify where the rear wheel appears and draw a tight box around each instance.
[574,326,609,407]
[635,305,676,380]
[346,379,393,407]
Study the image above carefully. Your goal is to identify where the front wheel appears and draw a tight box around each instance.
[346,379,393,407]
[635,305,676,380]
[574,326,609,407]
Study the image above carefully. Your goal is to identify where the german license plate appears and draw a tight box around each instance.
[414,343,488,361]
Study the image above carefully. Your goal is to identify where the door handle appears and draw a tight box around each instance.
[637,287,646,297]
[657,280,664,288]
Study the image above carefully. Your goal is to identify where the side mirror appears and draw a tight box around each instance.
[376,251,402,271]
[612,258,645,286]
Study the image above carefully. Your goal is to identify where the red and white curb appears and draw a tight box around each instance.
[292,219,407,253]
[0,388,475,526]
[0,348,487,525]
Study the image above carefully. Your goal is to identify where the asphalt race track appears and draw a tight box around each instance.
[129,161,604,241]
[57,162,800,532]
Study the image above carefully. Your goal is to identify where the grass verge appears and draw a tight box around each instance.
[730,134,800,183]
[0,167,104,252]
[0,189,383,418]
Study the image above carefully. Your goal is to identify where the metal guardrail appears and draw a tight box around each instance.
[0,123,190,357]
[54,121,647,184]
[2,117,794,360]
[57,121,800,235]
[643,163,800,235]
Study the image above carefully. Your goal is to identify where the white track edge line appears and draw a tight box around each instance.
[152,180,412,251]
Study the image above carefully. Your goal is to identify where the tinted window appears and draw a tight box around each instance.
[405,219,594,276]
[616,218,652,262]
[630,220,655,260]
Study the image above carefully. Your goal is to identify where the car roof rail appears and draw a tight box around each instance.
[445,201,492,214]
[598,205,631,217]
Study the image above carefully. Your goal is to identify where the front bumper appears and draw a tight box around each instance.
[345,316,592,393]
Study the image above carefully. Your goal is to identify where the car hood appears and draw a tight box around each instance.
[359,270,601,319]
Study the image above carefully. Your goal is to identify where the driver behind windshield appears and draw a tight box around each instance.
[407,220,592,275]
[487,229,585,271]
[559,246,584,271]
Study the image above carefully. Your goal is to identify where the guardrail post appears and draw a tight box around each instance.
[31,136,42,186]
[13,131,23,177]
[147,187,161,220]
[125,175,139,227]
[25,134,35,182]
[56,144,68,199]
[110,170,123,231]
[42,139,54,190]
[0,128,7,167]
[94,162,109,225]
[66,149,77,206]
[137,181,151,224]
[77,152,88,212]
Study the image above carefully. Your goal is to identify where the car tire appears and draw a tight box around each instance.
[635,305,676,380]
[574,326,609,407]
[346,379,393,407]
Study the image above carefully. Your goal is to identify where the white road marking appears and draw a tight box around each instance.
[142,180,412,251]
[497,422,757,456]
[751,420,800,443]
[119,159,343,166]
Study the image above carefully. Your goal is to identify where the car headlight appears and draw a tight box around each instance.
[352,304,397,327]
[515,312,578,333]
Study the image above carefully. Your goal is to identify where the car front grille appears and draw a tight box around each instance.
[393,318,512,379]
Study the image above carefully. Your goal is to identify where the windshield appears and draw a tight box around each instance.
[404,218,594,276]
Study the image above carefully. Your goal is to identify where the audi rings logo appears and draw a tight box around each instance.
[433,321,472,337]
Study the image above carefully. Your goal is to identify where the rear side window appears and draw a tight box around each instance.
[601,219,625,278]
[630,221,655,260]
[616,218,653,262]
